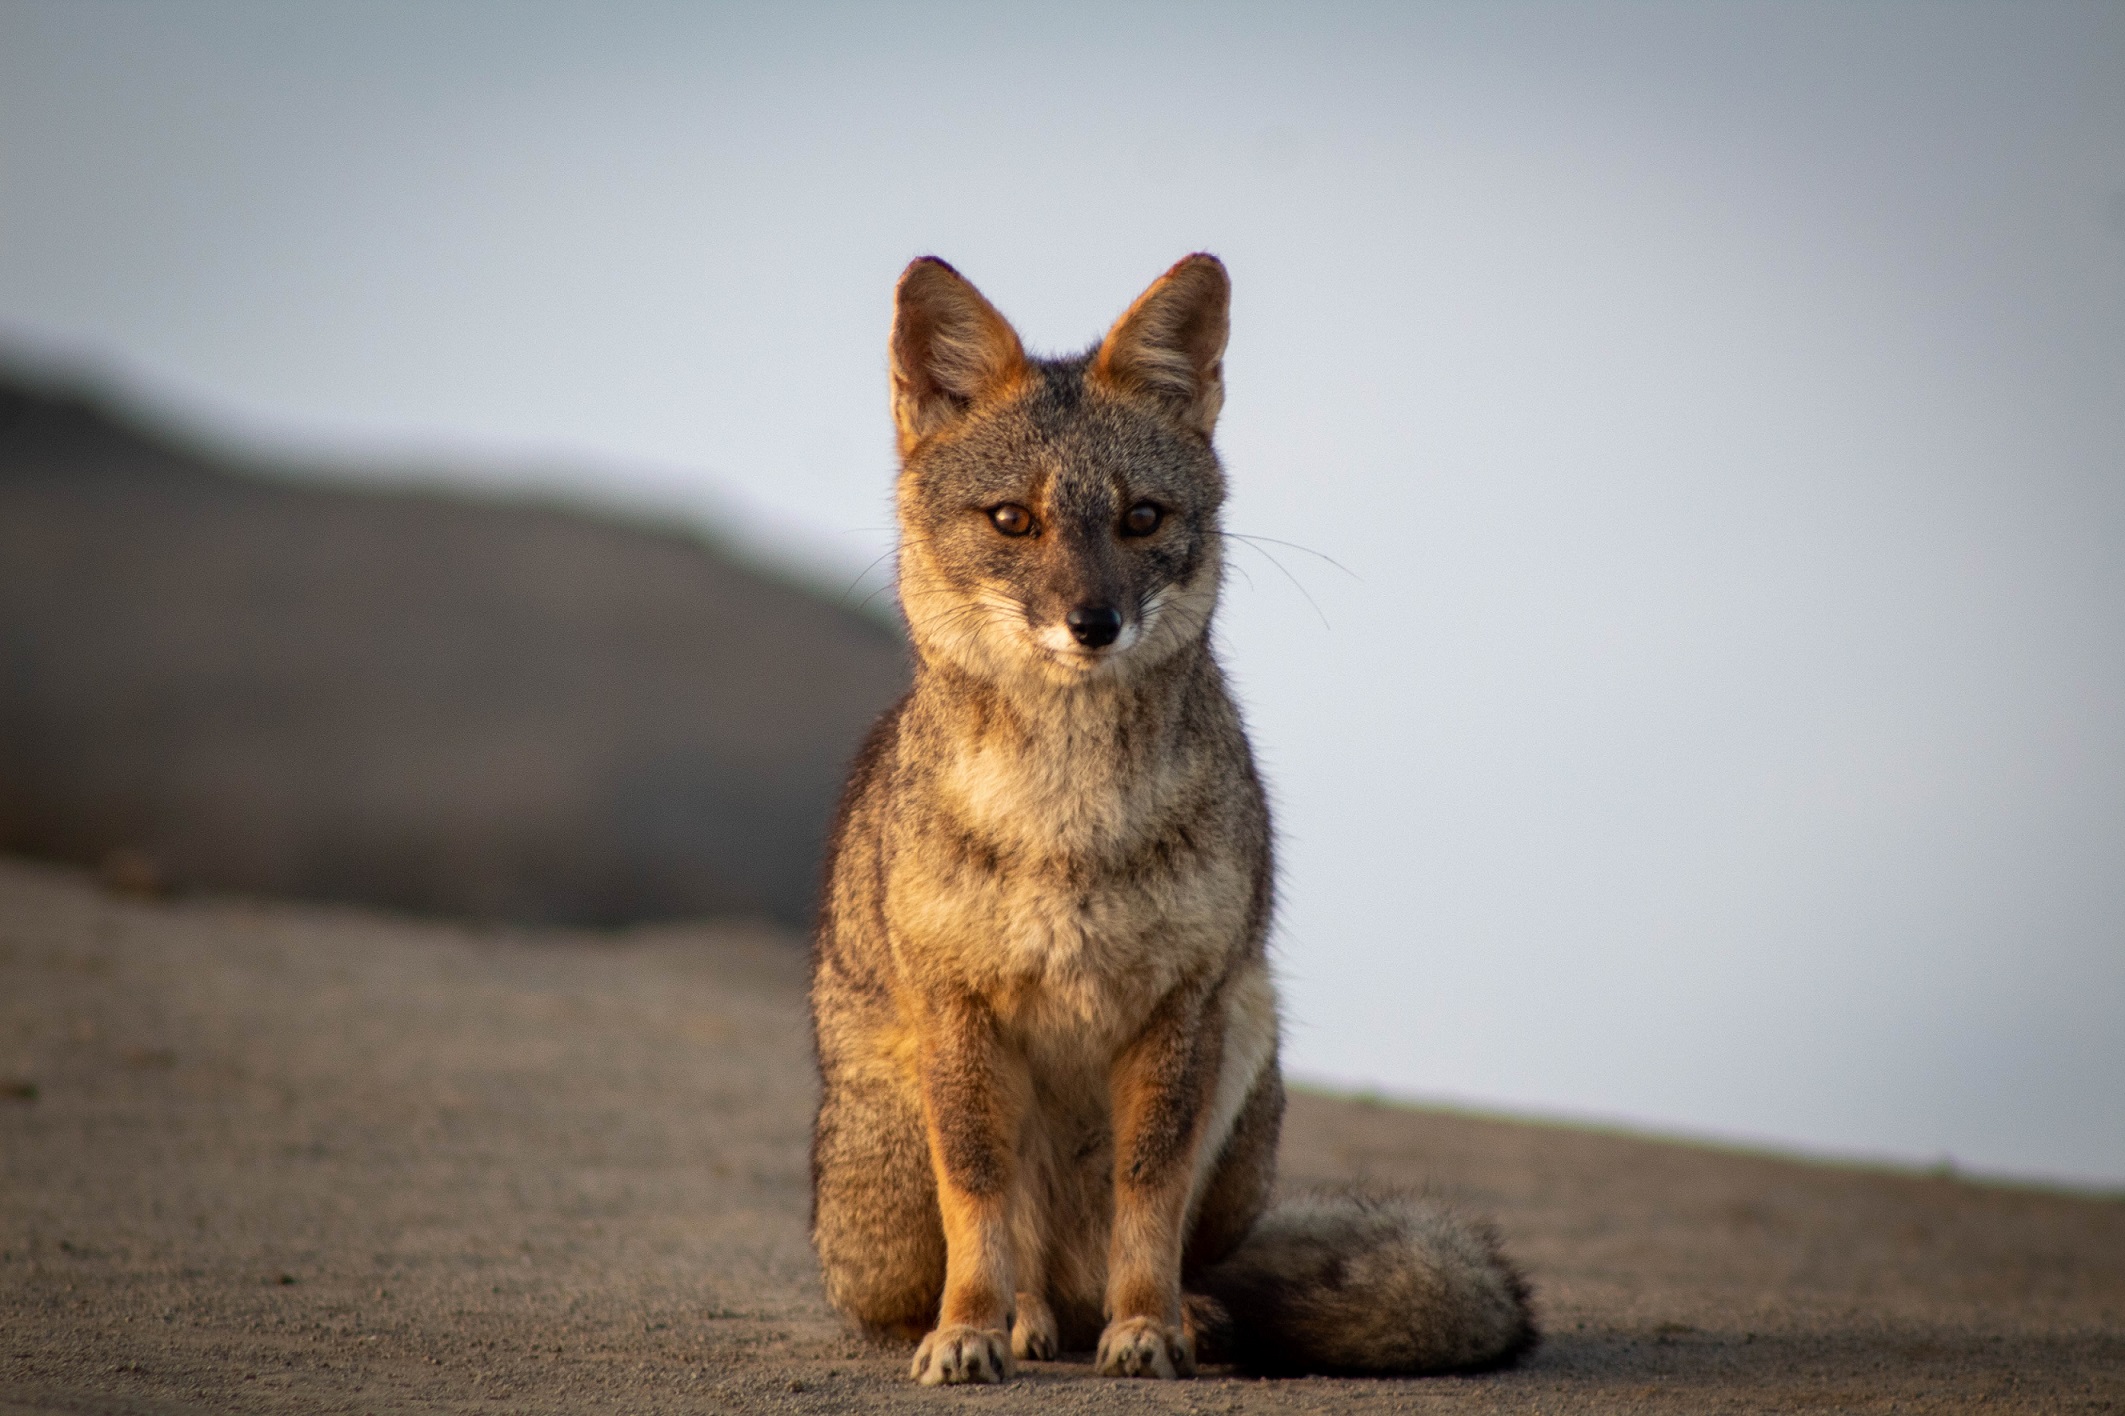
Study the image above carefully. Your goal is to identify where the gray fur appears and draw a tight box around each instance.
[1189,1188,1537,1375]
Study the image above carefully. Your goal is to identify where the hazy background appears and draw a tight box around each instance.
[3,1,2120,1186]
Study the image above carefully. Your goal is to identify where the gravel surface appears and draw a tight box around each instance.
[2,855,2119,1413]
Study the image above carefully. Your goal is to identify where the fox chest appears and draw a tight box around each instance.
[882,751,1258,1038]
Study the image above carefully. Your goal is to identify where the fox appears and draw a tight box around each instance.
[808,253,1536,1383]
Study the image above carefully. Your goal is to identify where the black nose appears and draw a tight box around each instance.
[1066,604,1124,648]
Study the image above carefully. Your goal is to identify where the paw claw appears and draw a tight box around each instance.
[910,1324,1014,1385]
[1095,1315,1195,1379]
[1011,1296,1060,1361]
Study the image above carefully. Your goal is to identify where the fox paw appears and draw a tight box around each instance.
[1011,1295,1059,1361]
[910,1324,1014,1385]
[1095,1315,1195,1379]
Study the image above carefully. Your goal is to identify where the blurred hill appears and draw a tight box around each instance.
[0,368,908,928]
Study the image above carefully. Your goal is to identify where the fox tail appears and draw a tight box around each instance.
[1184,1187,1537,1376]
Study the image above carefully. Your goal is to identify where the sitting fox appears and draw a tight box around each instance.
[808,254,1535,1383]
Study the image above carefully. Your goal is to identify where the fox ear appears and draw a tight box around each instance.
[890,257,1029,456]
[1089,253,1229,440]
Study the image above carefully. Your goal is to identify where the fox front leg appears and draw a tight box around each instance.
[910,994,1028,1385]
[1098,980,1224,1379]
[1006,1156,1061,1362]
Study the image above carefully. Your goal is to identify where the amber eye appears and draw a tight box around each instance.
[1121,501,1163,536]
[989,503,1034,537]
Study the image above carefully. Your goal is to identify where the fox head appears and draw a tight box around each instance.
[889,255,1230,690]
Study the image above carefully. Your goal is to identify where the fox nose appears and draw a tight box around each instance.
[1066,604,1124,649]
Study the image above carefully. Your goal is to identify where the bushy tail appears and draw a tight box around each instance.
[1183,1187,1537,1376]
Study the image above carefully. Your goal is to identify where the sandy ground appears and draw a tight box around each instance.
[2,855,2119,1414]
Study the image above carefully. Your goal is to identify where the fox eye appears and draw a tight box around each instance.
[1121,501,1163,537]
[989,503,1034,537]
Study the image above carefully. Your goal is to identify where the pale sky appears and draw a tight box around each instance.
[3,1,2121,1185]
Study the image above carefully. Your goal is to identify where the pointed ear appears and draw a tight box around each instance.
[1089,253,1229,440]
[890,257,1029,456]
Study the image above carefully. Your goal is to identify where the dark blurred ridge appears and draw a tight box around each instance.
[0,366,908,928]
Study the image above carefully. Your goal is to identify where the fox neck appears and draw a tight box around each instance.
[914,632,1209,738]
[910,636,1220,861]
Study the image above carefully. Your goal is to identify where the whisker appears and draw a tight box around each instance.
[1219,531,1360,581]
[1220,536,1332,631]
[836,548,902,608]
[854,579,904,615]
